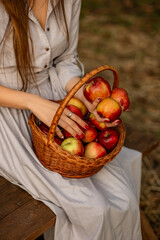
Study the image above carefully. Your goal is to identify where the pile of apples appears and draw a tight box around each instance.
[37,76,130,159]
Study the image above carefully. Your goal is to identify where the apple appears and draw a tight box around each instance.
[67,97,88,116]
[35,117,42,126]
[67,105,83,118]
[83,76,111,102]
[39,122,49,134]
[98,129,119,150]
[111,88,130,111]
[97,98,122,122]
[61,137,84,156]
[63,129,72,138]
[89,113,108,131]
[54,137,63,145]
[84,142,107,158]
[82,125,98,143]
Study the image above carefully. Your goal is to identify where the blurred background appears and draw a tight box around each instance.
[78,0,160,238]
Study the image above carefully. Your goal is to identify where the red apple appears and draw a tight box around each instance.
[39,122,49,134]
[82,125,98,143]
[61,137,84,156]
[67,97,88,116]
[54,137,63,145]
[89,113,108,131]
[83,76,111,102]
[63,129,72,138]
[97,98,122,122]
[98,129,119,150]
[84,142,107,158]
[111,88,130,111]
[67,105,83,118]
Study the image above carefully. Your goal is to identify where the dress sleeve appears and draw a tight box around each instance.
[0,4,9,49]
[54,0,84,92]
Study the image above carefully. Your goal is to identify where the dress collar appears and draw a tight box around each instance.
[28,0,57,24]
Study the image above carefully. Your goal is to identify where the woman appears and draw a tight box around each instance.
[0,0,142,239]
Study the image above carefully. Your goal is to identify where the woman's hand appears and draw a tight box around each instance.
[28,95,88,140]
[75,87,121,128]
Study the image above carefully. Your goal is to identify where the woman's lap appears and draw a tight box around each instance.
[0,133,142,240]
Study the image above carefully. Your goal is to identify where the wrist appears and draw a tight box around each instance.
[25,93,41,111]
[74,86,85,102]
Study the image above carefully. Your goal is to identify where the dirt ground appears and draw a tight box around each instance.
[78,1,160,238]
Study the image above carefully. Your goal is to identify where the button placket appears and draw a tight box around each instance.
[38,32,51,69]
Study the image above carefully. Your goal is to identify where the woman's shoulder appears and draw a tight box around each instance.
[0,3,9,43]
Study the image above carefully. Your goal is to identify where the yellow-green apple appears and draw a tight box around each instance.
[82,124,98,143]
[84,142,107,158]
[89,113,108,131]
[111,88,130,111]
[83,76,111,102]
[97,98,122,122]
[67,105,83,118]
[67,97,88,116]
[98,129,119,150]
[61,137,84,156]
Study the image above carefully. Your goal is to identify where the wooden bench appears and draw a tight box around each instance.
[0,124,159,240]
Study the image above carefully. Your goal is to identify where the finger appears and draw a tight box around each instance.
[58,117,85,140]
[105,119,121,128]
[63,108,90,130]
[92,109,110,123]
[91,97,102,111]
[120,99,125,111]
[55,126,64,139]
[125,108,131,112]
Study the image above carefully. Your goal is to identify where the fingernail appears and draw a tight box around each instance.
[85,124,90,130]
[80,133,85,138]
[104,119,110,123]
[97,97,102,101]
[120,99,124,106]
[76,134,82,140]
[114,120,121,125]
[61,135,64,139]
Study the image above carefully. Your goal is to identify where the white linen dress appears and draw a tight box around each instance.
[0,1,142,239]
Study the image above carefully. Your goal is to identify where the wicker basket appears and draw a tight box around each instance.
[29,65,126,178]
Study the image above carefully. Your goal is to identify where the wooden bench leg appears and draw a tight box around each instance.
[141,210,158,240]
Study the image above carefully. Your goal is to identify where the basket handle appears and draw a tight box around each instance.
[47,65,119,146]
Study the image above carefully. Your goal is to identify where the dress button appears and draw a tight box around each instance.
[44,65,47,68]
[46,27,50,31]
[45,48,49,51]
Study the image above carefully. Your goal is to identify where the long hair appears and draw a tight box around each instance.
[0,0,68,91]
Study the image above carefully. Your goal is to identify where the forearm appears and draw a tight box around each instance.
[65,76,85,102]
[0,85,38,110]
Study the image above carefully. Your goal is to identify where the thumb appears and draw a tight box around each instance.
[92,97,102,109]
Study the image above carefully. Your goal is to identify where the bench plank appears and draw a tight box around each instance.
[0,179,32,220]
[0,190,56,240]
